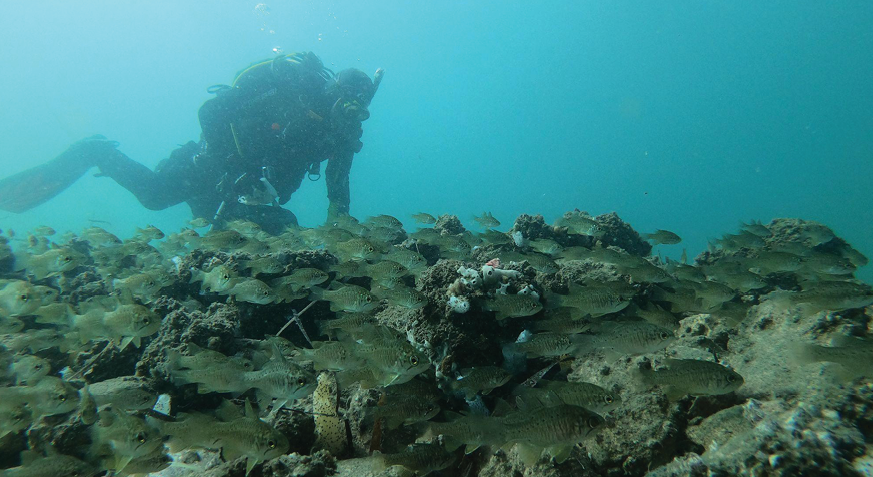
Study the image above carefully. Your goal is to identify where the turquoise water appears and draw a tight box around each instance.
[1,1,871,279]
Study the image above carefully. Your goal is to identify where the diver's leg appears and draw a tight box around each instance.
[95,143,199,211]
[94,151,177,210]
[0,135,120,213]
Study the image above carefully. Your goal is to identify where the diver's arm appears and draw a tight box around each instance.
[198,93,241,157]
[325,149,354,218]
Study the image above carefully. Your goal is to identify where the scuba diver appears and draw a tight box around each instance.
[0,52,383,234]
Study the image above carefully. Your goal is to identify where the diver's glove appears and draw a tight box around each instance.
[327,202,349,222]
[66,135,125,174]
[70,135,121,157]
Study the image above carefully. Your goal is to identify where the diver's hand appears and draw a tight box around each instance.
[373,68,385,91]
[67,135,124,174]
[69,135,121,157]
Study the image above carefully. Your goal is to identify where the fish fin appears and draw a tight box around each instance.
[548,445,573,463]
[222,446,243,462]
[383,415,404,430]
[244,399,257,419]
[567,308,589,320]
[831,365,862,383]
[630,365,654,391]
[369,452,388,472]
[530,389,563,408]
[216,400,243,421]
[245,457,259,476]
[20,449,40,465]
[185,342,207,354]
[602,347,623,361]
[119,336,134,351]
[272,399,288,411]
[464,443,482,454]
[830,334,866,347]
[114,454,134,472]
[788,341,819,367]
[269,342,288,365]
[514,443,543,466]
[663,385,686,401]
[310,286,327,300]
[501,342,524,363]
[492,398,514,417]
[188,269,204,284]
[433,434,460,452]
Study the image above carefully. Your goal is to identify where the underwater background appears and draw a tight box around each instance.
[4,3,873,476]
[0,1,871,277]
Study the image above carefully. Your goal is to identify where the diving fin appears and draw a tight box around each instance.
[0,135,118,213]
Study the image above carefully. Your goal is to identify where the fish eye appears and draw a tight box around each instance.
[605,396,614,404]
[365,296,372,303]
[660,332,671,340]
[268,440,276,449]
[19,294,28,302]
[58,394,67,402]
[588,417,600,429]
[297,377,306,386]
[727,375,737,382]
[135,432,146,443]
[34,364,43,370]
[222,273,229,279]
[410,357,419,366]
[263,290,270,296]
[63,256,72,262]
[486,270,493,276]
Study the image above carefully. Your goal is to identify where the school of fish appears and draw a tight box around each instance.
[0,211,870,476]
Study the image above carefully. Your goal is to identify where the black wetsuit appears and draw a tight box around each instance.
[96,57,364,234]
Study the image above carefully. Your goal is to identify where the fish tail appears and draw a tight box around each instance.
[315,320,330,336]
[789,341,821,367]
[11,252,30,271]
[188,269,204,284]
[631,365,656,389]
[501,342,528,374]
[369,452,388,472]
[766,290,794,307]
[419,422,438,441]
[310,286,327,300]
[543,291,563,309]
[567,334,595,355]
[165,349,184,371]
